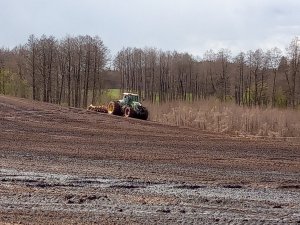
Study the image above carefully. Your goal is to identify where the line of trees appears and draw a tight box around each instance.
[1,35,299,108]
[114,37,300,108]
[0,34,109,107]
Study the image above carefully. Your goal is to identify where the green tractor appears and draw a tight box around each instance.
[107,93,149,120]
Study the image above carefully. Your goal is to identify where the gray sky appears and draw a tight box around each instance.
[1,0,299,56]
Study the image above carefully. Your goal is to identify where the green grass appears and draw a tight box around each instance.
[97,89,122,104]
[106,89,122,99]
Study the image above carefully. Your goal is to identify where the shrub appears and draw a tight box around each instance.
[146,99,300,138]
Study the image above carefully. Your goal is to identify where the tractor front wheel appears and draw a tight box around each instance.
[124,107,135,118]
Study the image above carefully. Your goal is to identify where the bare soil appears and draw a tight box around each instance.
[0,95,299,225]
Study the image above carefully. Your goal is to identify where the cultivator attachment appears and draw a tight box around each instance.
[88,104,108,113]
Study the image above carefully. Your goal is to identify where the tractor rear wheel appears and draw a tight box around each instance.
[124,107,135,118]
[140,107,148,120]
[107,101,121,115]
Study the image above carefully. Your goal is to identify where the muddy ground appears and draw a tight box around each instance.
[0,95,299,224]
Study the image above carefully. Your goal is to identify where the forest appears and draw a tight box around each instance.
[0,35,108,108]
[0,35,299,109]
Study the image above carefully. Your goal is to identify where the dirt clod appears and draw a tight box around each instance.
[157,209,171,213]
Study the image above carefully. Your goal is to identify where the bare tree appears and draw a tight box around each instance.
[26,35,38,100]
[286,37,300,108]
[217,49,231,101]
[267,48,282,107]
[234,52,246,105]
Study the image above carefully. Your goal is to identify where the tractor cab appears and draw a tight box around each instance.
[122,93,139,106]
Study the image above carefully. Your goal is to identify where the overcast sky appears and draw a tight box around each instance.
[1,0,299,56]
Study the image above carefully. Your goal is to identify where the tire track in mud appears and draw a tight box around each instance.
[0,168,300,224]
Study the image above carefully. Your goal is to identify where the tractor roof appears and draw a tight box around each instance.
[123,93,139,96]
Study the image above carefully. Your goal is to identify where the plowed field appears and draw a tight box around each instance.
[0,95,299,224]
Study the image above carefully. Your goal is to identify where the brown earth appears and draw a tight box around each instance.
[0,95,299,225]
